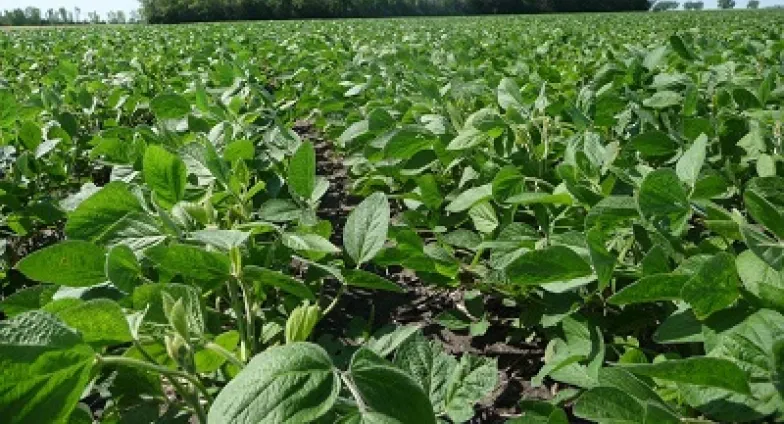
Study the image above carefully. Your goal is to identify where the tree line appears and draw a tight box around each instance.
[0,7,140,26]
[652,0,763,11]
[139,0,653,24]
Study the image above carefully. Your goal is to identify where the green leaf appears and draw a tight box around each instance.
[638,169,690,235]
[143,145,187,208]
[447,128,491,151]
[195,331,240,373]
[676,134,708,187]
[469,201,498,234]
[643,45,668,70]
[598,367,670,410]
[586,228,615,290]
[506,191,573,206]
[621,357,751,395]
[53,299,132,346]
[344,269,404,293]
[150,93,190,119]
[366,325,420,358]
[146,244,230,284]
[629,131,678,158]
[733,87,762,110]
[0,89,18,127]
[736,250,784,310]
[669,34,697,61]
[681,252,740,319]
[643,91,682,109]
[745,177,784,239]
[585,196,639,230]
[224,139,255,162]
[209,342,339,424]
[349,348,436,424]
[64,182,145,242]
[0,285,55,317]
[16,241,107,287]
[742,225,784,271]
[344,192,390,265]
[687,309,784,421]
[394,333,457,415]
[573,386,644,424]
[653,308,704,344]
[0,311,95,424]
[608,274,690,305]
[446,184,493,213]
[285,302,321,343]
[282,233,341,254]
[444,355,498,422]
[336,411,403,423]
[383,126,435,159]
[757,154,776,177]
[510,403,569,424]
[243,265,315,300]
[498,77,523,110]
[106,244,141,293]
[259,199,302,222]
[19,120,42,150]
[506,246,593,286]
[132,283,205,335]
[288,141,316,200]
[191,229,250,251]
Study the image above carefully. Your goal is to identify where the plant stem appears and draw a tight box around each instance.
[226,278,248,362]
[97,355,213,407]
[239,281,257,356]
[323,285,346,316]
[340,372,367,413]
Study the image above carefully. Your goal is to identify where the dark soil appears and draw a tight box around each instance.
[292,120,555,423]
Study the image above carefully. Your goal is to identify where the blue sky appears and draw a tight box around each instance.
[0,0,139,16]
[2,0,783,17]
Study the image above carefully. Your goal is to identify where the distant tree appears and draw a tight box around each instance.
[138,0,653,23]
[747,0,760,8]
[718,0,735,8]
[129,9,141,23]
[57,7,69,23]
[6,8,27,25]
[107,10,127,23]
[651,1,680,11]
[683,1,704,9]
[24,7,41,24]
[88,11,101,23]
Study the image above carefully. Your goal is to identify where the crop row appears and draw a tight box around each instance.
[1,11,784,423]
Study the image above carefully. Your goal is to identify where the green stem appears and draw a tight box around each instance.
[340,372,367,413]
[323,285,346,316]
[226,279,248,363]
[240,281,258,356]
[97,355,213,407]
[132,341,179,409]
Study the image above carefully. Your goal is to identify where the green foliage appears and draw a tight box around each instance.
[209,343,340,423]
[2,10,784,424]
[344,193,390,265]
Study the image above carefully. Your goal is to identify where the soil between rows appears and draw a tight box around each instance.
[292,121,560,422]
